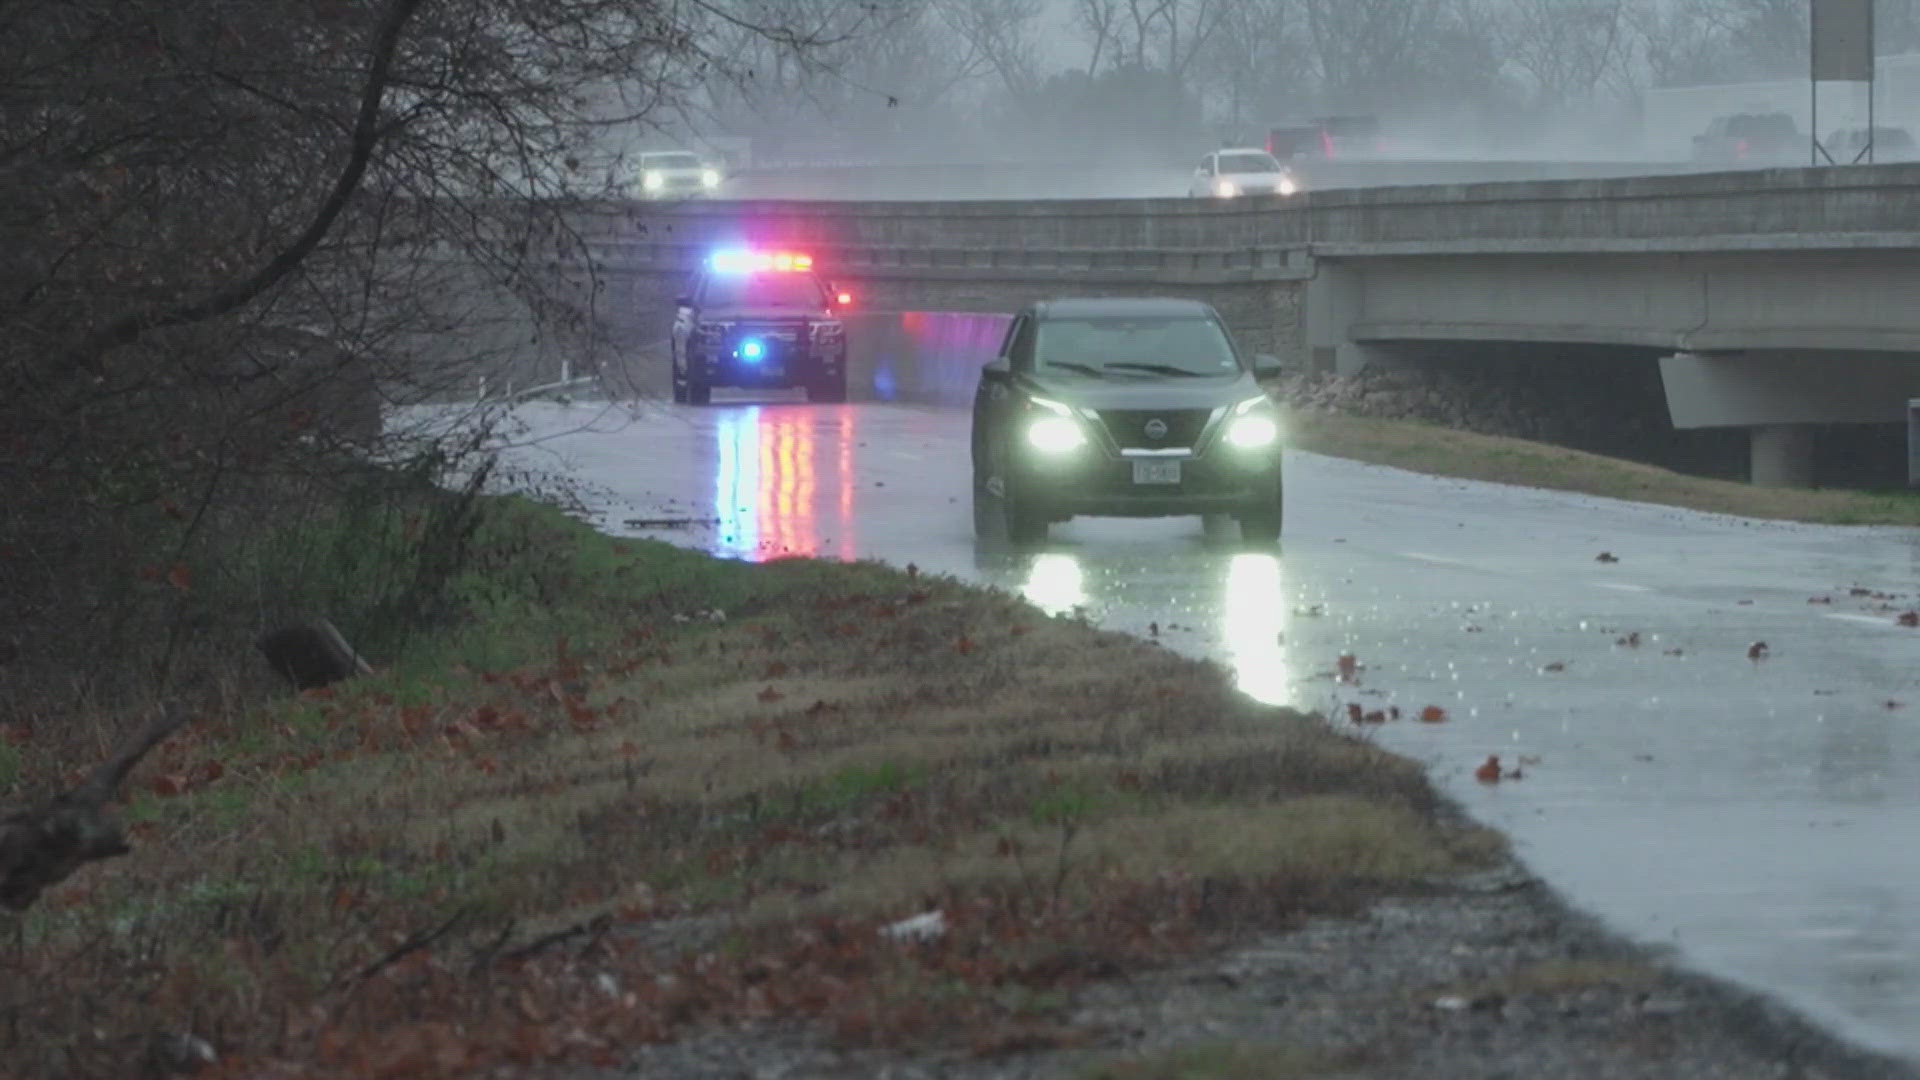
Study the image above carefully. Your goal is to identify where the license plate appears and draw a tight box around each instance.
[1132,460,1181,485]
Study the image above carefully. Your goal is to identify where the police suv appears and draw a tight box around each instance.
[670,249,852,404]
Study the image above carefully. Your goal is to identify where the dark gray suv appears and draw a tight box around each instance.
[970,298,1286,546]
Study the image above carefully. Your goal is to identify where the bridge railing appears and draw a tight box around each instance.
[576,162,1920,266]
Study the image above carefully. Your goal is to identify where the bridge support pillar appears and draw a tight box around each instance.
[1305,260,1424,377]
[1749,424,1816,488]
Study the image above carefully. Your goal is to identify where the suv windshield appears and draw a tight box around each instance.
[701,273,824,309]
[1033,316,1241,378]
[1217,152,1283,175]
[644,153,702,170]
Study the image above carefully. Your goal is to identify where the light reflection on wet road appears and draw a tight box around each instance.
[492,398,1920,1062]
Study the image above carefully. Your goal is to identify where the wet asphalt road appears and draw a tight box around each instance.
[482,397,1920,1064]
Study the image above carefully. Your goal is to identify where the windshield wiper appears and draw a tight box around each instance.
[1104,362,1211,378]
[1041,361,1108,379]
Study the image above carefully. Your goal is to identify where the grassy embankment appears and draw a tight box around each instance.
[0,494,1500,1079]
[1290,412,1920,526]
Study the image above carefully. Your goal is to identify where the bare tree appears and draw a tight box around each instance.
[0,0,874,712]
[934,0,1048,102]
[1074,0,1125,76]
[1090,0,1234,82]
[1500,0,1636,110]
[1299,0,1495,111]
[1192,0,1307,128]
[702,0,985,160]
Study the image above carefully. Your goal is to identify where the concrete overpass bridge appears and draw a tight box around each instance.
[557,163,1920,487]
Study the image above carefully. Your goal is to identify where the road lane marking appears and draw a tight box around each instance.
[1400,551,1474,567]
[1823,612,1896,627]
[1593,582,1652,593]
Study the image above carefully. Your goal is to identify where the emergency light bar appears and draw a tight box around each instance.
[708,248,814,273]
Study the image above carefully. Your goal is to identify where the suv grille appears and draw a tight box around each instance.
[1096,409,1213,450]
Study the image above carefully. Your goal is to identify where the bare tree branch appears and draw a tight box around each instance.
[0,708,190,911]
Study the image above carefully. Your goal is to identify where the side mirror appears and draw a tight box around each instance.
[1252,354,1285,379]
[981,356,1012,381]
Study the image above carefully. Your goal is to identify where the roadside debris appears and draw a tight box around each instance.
[257,617,372,690]
[881,910,946,943]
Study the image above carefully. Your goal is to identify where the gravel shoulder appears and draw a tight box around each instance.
[604,848,1920,1080]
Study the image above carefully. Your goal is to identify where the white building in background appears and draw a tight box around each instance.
[1641,53,1920,159]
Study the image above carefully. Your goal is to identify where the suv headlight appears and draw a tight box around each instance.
[1022,394,1085,453]
[700,169,721,188]
[643,170,664,191]
[1214,179,1240,198]
[1223,394,1280,449]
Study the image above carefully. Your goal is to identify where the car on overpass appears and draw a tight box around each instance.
[970,298,1287,547]
[670,249,852,404]
[1266,115,1382,161]
[1188,148,1300,199]
[1691,111,1803,165]
[635,150,722,199]
[1823,125,1918,164]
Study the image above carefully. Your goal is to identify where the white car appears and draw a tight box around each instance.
[1188,149,1300,199]
[636,151,722,199]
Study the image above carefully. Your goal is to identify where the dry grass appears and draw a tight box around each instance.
[1290,412,1920,526]
[0,500,1497,1078]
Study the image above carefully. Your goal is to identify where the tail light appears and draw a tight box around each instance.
[1736,139,1750,158]
[835,291,853,307]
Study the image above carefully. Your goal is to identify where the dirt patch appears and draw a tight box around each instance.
[606,864,1920,1079]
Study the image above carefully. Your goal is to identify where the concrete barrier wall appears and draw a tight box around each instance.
[709,159,1699,202]
[579,162,1920,269]
[843,312,1009,408]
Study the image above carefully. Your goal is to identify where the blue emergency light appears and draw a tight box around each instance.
[738,338,766,362]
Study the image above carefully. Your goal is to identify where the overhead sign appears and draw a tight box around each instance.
[1811,0,1874,82]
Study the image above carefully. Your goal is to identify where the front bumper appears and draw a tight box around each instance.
[1011,447,1281,517]
[641,179,712,199]
[687,342,844,388]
